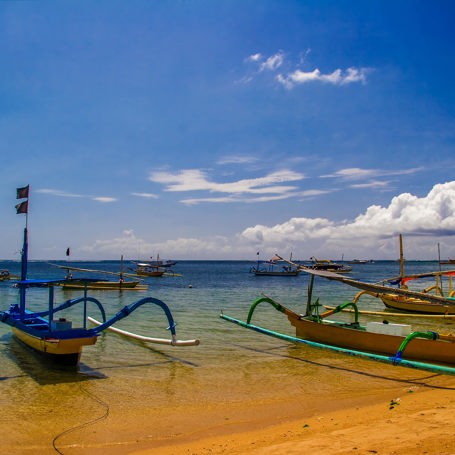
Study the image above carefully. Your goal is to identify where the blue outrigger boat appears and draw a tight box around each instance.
[0,186,198,366]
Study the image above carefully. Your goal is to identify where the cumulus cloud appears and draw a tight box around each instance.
[238,181,455,258]
[244,50,370,89]
[80,182,455,260]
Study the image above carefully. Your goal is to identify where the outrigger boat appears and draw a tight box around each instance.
[250,253,301,277]
[371,235,455,314]
[0,186,198,366]
[221,267,455,375]
[306,257,352,273]
[0,270,20,281]
[51,257,148,290]
[132,262,166,277]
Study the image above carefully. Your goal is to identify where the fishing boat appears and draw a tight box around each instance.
[52,257,147,290]
[250,253,301,276]
[0,185,198,366]
[132,262,166,277]
[0,270,20,281]
[306,257,352,273]
[440,258,455,265]
[221,268,455,374]
[368,235,455,314]
[147,255,177,268]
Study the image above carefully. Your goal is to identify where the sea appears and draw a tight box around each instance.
[1,259,455,454]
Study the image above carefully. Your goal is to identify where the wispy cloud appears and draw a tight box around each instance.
[131,192,159,199]
[217,155,259,165]
[322,167,423,181]
[148,168,306,204]
[36,188,117,202]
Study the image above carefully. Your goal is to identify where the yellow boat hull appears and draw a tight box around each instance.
[12,327,98,364]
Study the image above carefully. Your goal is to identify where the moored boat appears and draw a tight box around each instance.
[0,185,198,366]
[220,267,455,374]
[250,253,301,276]
[306,257,352,273]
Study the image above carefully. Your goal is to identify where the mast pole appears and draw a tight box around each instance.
[399,234,405,284]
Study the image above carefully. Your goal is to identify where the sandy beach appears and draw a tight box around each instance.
[128,384,455,455]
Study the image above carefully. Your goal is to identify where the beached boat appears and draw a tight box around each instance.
[250,253,301,276]
[306,257,352,273]
[221,268,455,374]
[0,186,198,366]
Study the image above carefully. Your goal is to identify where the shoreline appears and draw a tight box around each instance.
[128,384,455,455]
[54,377,453,455]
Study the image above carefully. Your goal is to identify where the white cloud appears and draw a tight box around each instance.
[92,197,116,203]
[36,188,83,198]
[259,51,285,72]
[217,155,259,165]
[37,188,117,202]
[243,50,371,89]
[277,67,369,89]
[149,168,305,198]
[131,192,159,199]
[238,181,455,258]
[322,167,423,181]
[79,182,455,260]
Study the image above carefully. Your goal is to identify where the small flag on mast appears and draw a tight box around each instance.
[66,247,71,257]
[15,200,28,214]
[16,185,29,200]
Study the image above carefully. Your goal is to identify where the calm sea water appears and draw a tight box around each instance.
[1,260,455,454]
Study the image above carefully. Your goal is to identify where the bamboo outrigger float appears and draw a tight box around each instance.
[0,186,198,366]
[221,267,455,375]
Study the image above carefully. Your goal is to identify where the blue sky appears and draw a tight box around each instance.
[1,0,455,261]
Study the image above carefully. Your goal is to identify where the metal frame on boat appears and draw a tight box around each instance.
[0,185,198,366]
[221,267,455,375]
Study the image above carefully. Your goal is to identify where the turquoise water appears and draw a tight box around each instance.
[1,260,455,454]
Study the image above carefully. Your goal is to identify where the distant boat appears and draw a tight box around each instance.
[347,259,374,264]
[1,185,196,366]
[52,260,147,291]
[306,257,352,273]
[0,270,19,281]
[147,255,177,268]
[250,253,301,277]
[133,262,166,277]
[440,259,455,265]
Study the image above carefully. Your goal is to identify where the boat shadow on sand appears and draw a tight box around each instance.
[1,336,107,385]
[230,342,455,391]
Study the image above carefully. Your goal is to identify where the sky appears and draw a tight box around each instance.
[1,0,455,261]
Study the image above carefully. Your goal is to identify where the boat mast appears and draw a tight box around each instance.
[16,185,30,319]
[399,234,405,283]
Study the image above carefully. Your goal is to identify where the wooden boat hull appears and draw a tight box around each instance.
[254,270,300,276]
[12,327,98,365]
[60,280,145,290]
[136,271,165,277]
[285,309,455,365]
[380,294,455,315]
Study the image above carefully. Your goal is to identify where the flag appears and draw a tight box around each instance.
[16,185,29,199]
[66,247,71,257]
[15,201,28,214]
